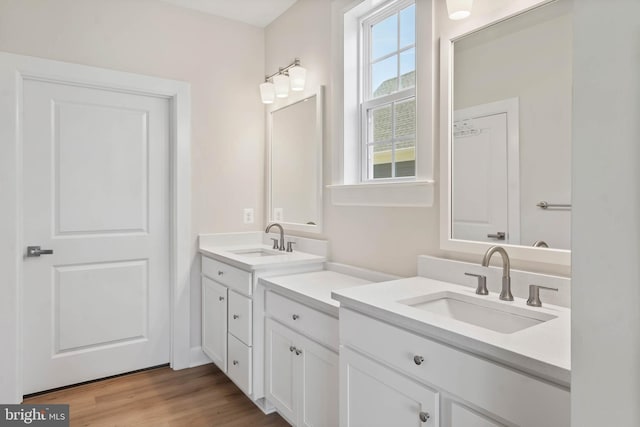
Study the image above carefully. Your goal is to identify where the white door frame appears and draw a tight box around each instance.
[0,52,192,403]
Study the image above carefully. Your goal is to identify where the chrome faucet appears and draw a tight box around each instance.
[265,223,285,251]
[532,240,549,248]
[481,246,514,301]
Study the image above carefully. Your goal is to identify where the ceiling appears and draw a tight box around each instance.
[158,0,299,28]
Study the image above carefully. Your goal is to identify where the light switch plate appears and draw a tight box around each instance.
[273,208,283,222]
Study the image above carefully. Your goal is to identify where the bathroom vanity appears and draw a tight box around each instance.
[332,258,571,427]
[199,232,326,411]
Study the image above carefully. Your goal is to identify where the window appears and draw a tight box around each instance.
[331,0,433,207]
[361,1,416,181]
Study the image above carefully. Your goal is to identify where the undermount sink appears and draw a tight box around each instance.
[399,291,557,334]
[230,248,281,257]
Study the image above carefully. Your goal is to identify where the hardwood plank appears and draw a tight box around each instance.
[24,364,290,427]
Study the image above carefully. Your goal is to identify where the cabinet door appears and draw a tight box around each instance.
[340,347,439,427]
[265,318,297,425]
[202,277,227,372]
[443,398,506,427]
[298,334,339,427]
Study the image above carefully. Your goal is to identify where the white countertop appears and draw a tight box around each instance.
[260,270,373,317]
[199,243,326,271]
[332,276,571,387]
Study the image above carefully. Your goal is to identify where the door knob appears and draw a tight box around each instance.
[487,232,506,240]
[26,246,54,257]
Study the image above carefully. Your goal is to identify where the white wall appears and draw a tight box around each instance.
[266,0,570,277]
[571,0,640,425]
[0,0,265,352]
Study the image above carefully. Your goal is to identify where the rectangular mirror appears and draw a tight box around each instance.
[267,88,323,233]
[440,0,571,265]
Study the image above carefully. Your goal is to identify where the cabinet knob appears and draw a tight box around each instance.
[414,355,425,365]
[292,314,299,320]
[289,346,296,353]
[233,314,239,319]
[295,349,302,356]
[218,296,224,301]
[218,270,224,276]
[419,411,430,422]
[233,360,239,366]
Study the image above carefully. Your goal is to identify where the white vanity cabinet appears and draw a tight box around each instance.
[339,309,570,427]
[264,291,339,427]
[200,252,324,408]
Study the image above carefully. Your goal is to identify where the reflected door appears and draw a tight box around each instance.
[22,78,170,394]
[452,113,510,243]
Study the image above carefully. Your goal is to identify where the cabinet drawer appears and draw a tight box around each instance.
[202,255,252,296]
[228,333,252,396]
[228,290,252,346]
[340,309,570,427]
[266,291,339,351]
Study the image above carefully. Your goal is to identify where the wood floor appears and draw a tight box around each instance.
[24,364,290,427]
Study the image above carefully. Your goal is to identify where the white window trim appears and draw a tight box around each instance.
[329,0,434,207]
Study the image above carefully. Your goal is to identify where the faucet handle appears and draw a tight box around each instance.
[286,241,296,253]
[526,284,558,307]
[270,238,279,250]
[464,272,488,295]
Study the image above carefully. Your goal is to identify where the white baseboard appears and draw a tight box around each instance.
[189,346,212,368]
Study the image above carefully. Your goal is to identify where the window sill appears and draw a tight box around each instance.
[327,180,435,207]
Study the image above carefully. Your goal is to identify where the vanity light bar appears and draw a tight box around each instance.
[259,58,306,104]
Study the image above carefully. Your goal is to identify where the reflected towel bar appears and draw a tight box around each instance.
[536,201,571,210]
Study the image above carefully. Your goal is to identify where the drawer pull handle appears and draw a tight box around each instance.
[218,296,225,301]
[419,411,430,422]
[233,360,239,366]
[289,346,296,353]
[233,314,239,319]
[414,355,425,365]
[218,270,224,276]
[292,314,299,320]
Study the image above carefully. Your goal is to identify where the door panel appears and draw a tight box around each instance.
[299,334,338,427]
[202,277,228,372]
[22,78,170,394]
[265,319,297,424]
[452,113,509,243]
[340,347,439,427]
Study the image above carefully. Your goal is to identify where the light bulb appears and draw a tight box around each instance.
[446,0,473,20]
[273,74,290,98]
[259,82,275,104]
[288,66,306,91]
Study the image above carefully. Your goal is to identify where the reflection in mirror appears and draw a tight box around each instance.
[451,0,571,250]
[269,90,323,232]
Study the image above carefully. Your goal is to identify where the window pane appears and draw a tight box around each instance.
[399,48,415,89]
[370,104,392,142]
[395,140,416,177]
[368,143,393,179]
[371,14,398,60]
[394,98,415,138]
[372,55,398,97]
[400,4,416,48]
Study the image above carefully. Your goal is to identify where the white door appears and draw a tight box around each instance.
[265,318,297,425]
[22,78,171,394]
[299,334,338,427]
[340,347,439,427]
[452,113,510,243]
[202,277,228,372]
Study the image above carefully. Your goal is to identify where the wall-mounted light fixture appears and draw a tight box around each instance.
[259,58,306,104]
[446,0,473,20]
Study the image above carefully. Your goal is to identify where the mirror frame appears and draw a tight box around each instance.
[439,0,570,266]
[266,86,324,233]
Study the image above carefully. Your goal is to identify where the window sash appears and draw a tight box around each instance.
[360,0,416,182]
